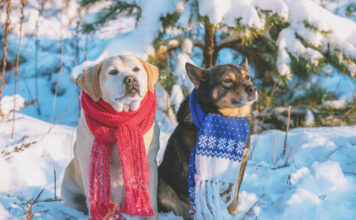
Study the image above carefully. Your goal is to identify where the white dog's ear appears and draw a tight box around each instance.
[137,58,158,92]
[78,63,102,102]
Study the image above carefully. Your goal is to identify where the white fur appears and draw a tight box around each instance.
[61,55,159,220]
[100,55,148,112]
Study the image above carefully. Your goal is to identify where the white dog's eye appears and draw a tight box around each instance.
[108,69,119,75]
[133,66,140,72]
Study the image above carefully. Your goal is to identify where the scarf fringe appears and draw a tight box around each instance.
[82,91,156,219]
[189,89,249,219]
[90,201,122,220]
[194,179,235,220]
[121,184,153,216]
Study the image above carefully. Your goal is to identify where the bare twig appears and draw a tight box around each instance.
[39,95,79,143]
[25,187,45,219]
[227,120,253,215]
[25,201,34,220]
[273,136,276,168]
[103,206,122,220]
[84,36,88,62]
[34,0,47,115]
[284,145,293,167]
[260,80,278,129]
[53,167,57,201]
[323,145,343,162]
[344,171,356,176]
[283,106,291,155]
[33,188,45,204]
[50,2,64,124]
[241,194,265,220]
[271,145,293,169]
[11,0,27,138]
[0,0,11,103]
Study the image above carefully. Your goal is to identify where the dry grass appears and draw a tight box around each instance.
[25,201,34,220]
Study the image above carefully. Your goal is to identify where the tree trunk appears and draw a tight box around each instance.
[203,19,216,68]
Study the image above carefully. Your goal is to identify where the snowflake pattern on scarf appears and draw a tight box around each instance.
[188,89,250,219]
[188,114,249,206]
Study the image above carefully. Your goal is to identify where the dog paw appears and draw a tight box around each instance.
[113,103,124,112]
[130,100,140,111]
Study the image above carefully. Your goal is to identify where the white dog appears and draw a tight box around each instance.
[61,55,160,220]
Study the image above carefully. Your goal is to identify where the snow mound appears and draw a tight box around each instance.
[0,95,26,116]
[242,126,356,219]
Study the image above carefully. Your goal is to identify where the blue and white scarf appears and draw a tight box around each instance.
[188,89,250,220]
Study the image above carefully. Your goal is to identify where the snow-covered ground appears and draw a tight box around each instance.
[1,113,355,219]
[1,0,356,219]
[0,113,180,219]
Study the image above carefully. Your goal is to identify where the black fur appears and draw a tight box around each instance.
[157,63,257,219]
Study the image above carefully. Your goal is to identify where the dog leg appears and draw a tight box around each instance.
[145,158,158,220]
[158,178,192,220]
[145,124,160,220]
[61,157,88,214]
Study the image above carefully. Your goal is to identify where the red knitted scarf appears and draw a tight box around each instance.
[81,90,156,219]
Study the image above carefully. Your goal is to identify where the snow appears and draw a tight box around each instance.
[0,95,26,116]
[0,113,180,219]
[251,0,289,20]
[190,0,355,79]
[172,39,195,92]
[1,113,356,219]
[170,85,184,112]
[286,188,321,205]
[94,0,176,60]
[276,0,356,78]
[243,126,356,219]
[323,99,347,109]
[1,0,356,219]
[0,0,80,39]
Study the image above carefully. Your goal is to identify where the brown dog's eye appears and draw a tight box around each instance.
[108,69,119,75]
[245,75,250,80]
[224,79,233,83]
[222,78,234,88]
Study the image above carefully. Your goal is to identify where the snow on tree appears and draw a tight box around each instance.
[78,0,356,129]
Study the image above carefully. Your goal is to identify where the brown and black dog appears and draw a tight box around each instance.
[157,59,258,219]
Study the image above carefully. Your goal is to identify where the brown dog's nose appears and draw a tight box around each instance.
[245,85,257,94]
[124,75,138,85]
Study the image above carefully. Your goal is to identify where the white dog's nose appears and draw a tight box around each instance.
[124,75,138,85]
[124,75,139,97]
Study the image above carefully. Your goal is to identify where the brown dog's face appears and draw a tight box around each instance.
[186,59,258,113]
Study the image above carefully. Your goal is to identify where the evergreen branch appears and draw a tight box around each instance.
[82,1,141,33]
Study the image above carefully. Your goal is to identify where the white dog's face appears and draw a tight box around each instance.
[99,55,148,112]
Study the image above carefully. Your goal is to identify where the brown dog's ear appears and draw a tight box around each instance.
[137,58,159,92]
[185,63,206,89]
[240,58,249,72]
[78,63,102,102]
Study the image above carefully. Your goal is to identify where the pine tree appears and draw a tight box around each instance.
[80,0,356,130]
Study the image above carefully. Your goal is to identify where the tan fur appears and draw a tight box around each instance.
[78,63,102,102]
[218,104,252,117]
[62,56,160,220]
[242,58,249,72]
[229,73,237,81]
[137,58,159,93]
